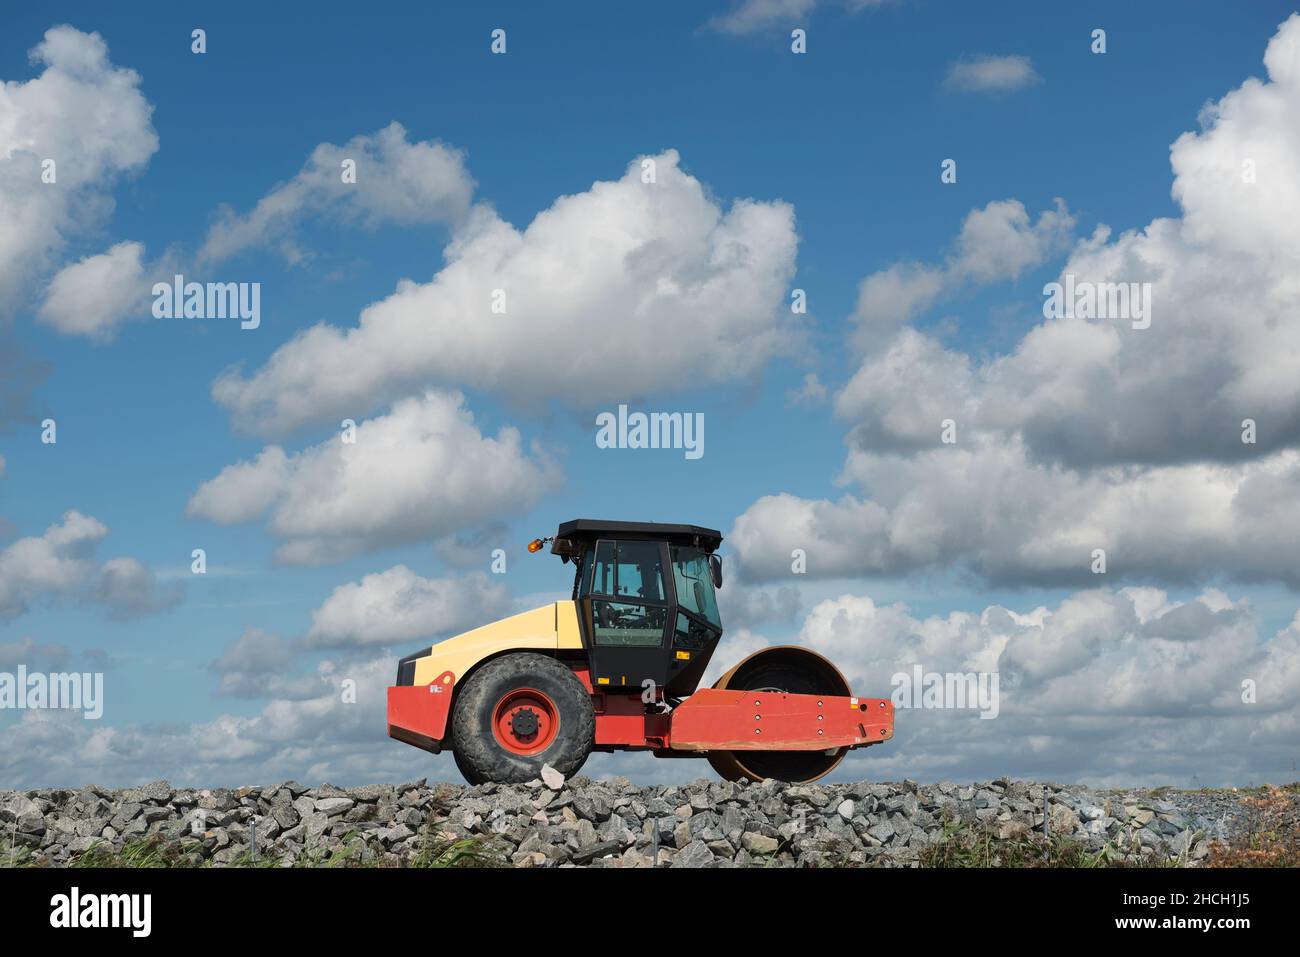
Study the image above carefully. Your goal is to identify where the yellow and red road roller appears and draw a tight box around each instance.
[387,520,893,784]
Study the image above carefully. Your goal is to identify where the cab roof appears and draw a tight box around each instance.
[552,519,722,557]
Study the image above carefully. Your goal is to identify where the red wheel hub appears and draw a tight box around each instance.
[492,688,559,755]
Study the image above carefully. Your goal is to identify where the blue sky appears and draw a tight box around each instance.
[3,0,1300,789]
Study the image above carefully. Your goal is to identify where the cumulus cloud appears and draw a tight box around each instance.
[37,122,468,337]
[197,122,474,266]
[4,585,1296,789]
[733,440,1300,586]
[0,510,181,621]
[207,628,321,699]
[306,566,510,648]
[785,586,1297,785]
[0,637,72,671]
[687,587,1292,788]
[850,16,1300,466]
[835,327,976,452]
[211,150,799,435]
[717,578,802,631]
[0,510,106,620]
[0,653,407,789]
[187,390,559,564]
[851,199,1074,343]
[37,240,148,339]
[93,557,184,620]
[0,25,157,314]
[943,54,1040,93]
[735,15,1300,588]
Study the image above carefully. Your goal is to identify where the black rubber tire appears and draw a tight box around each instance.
[452,748,486,785]
[450,653,594,784]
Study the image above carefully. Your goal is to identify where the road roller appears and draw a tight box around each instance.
[387,520,894,784]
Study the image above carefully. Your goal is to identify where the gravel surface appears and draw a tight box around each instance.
[0,774,1271,867]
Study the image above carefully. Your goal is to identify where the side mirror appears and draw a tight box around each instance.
[709,554,723,589]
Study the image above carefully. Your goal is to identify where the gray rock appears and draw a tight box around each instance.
[271,804,299,829]
[671,839,715,868]
[0,776,1254,869]
[868,820,896,844]
[572,840,623,864]
[314,797,355,817]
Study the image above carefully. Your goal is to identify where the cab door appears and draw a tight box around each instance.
[578,539,672,691]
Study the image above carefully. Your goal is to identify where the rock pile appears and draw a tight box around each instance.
[0,775,1248,867]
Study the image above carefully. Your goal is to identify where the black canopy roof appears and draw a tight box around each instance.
[552,519,722,556]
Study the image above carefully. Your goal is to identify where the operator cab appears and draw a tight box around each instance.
[548,520,724,698]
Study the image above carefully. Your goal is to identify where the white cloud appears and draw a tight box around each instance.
[733,438,1300,586]
[37,240,147,338]
[185,447,291,526]
[197,122,474,266]
[804,586,1295,721]
[0,653,407,789]
[4,586,1296,789]
[943,54,1040,93]
[785,372,827,405]
[306,566,510,648]
[0,637,71,671]
[735,15,1300,588]
[0,510,180,621]
[211,150,800,435]
[835,327,976,451]
[707,0,889,35]
[187,390,559,564]
[0,510,106,620]
[207,628,318,699]
[851,199,1074,343]
[716,575,802,631]
[861,15,1300,467]
[708,0,820,34]
[0,26,157,313]
[784,586,1299,785]
[93,556,184,620]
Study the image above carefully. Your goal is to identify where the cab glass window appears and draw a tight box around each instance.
[592,601,667,647]
[670,546,721,627]
[587,540,666,602]
[674,612,717,650]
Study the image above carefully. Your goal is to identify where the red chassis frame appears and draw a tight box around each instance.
[388,663,894,758]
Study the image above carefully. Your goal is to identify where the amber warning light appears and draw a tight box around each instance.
[527,538,549,553]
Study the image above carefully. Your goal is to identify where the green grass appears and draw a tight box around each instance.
[66,836,206,868]
[919,817,1126,868]
[411,835,505,868]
